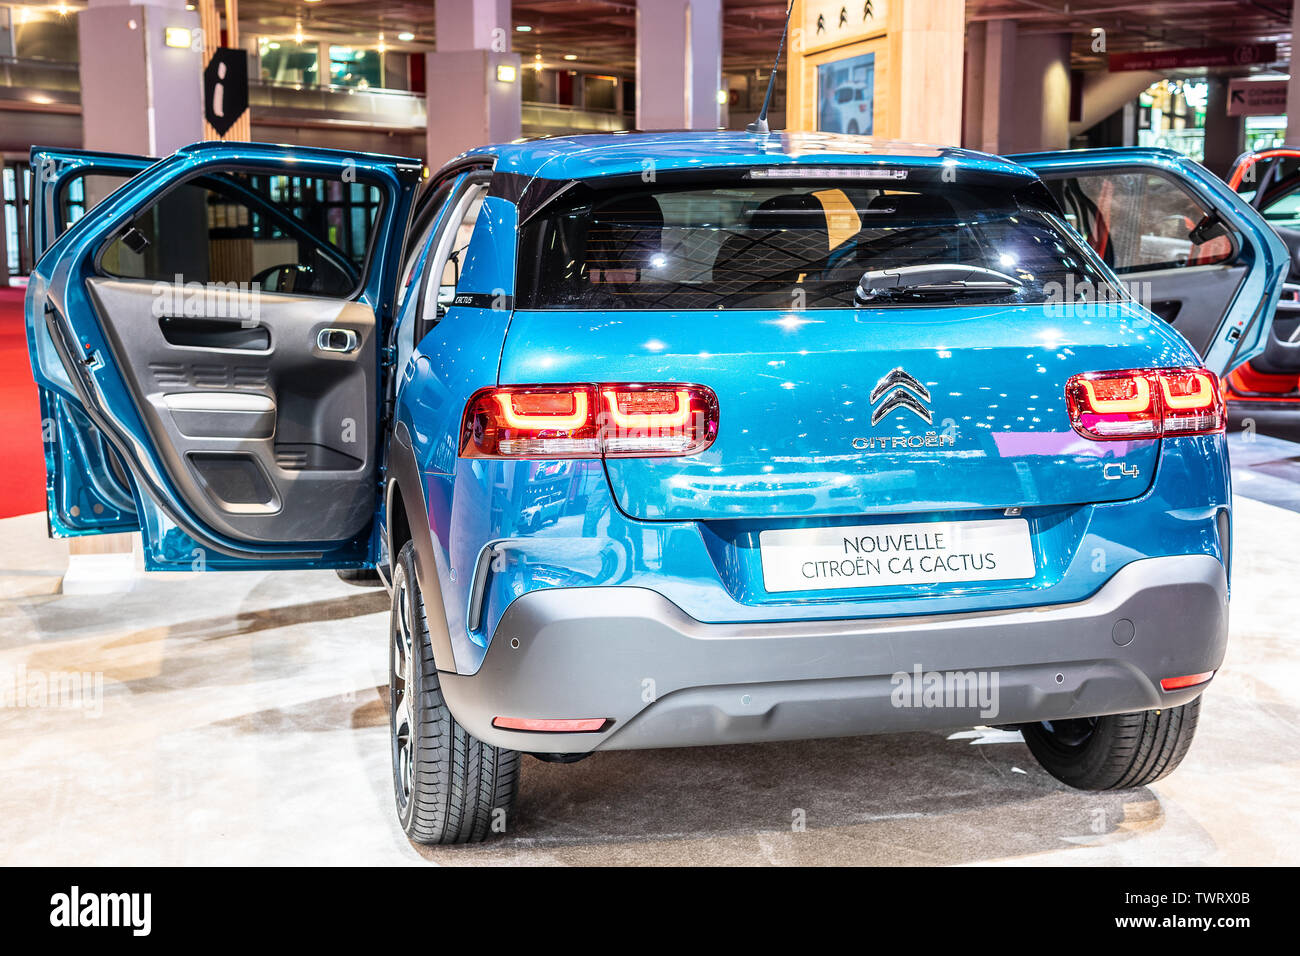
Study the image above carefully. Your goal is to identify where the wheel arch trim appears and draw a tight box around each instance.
[388,422,458,672]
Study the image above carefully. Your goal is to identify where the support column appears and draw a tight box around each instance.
[980,19,1016,153]
[71,0,201,585]
[197,0,251,141]
[892,0,965,145]
[1204,76,1245,179]
[78,0,204,155]
[425,0,520,169]
[979,24,1071,153]
[635,0,721,131]
[962,20,986,150]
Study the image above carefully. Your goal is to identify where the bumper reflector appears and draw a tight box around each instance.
[492,716,609,733]
[1159,671,1215,692]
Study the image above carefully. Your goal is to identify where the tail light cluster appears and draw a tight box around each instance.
[1065,367,1224,441]
[460,383,719,459]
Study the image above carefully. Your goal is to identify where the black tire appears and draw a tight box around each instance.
[389,541,520,844]
[1020,697,1201,791]
[336,567,384,587]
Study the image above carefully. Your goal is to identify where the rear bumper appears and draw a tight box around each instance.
[438,555,1228,753]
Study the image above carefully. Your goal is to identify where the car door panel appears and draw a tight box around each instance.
[1014,147,1288,377]
[31,141,421,567]
[84,278,377,543]
[1133,262,1248,353]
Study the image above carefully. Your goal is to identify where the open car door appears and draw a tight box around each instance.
[28,148,156,537]
[27,141,421,569]
[1223,147,1300,391]
[1013,147,1288,378]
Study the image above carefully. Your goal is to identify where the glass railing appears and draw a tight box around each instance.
[522,101,631,134]
[248,80,428,128]
[2,59,634,136]
[0,56,80,94]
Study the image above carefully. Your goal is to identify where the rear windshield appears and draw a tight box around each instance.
[515,178,1118,310]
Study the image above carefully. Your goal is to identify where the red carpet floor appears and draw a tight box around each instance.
[0,286,47,518]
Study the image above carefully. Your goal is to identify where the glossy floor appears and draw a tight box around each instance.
[0,481,1296,865]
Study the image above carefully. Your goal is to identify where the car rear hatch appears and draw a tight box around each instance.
[499,302,1169,521]
[503,163,1183,522]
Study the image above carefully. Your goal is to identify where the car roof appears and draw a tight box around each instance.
[458,131,1035,183]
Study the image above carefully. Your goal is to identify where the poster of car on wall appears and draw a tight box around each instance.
[817,51,875,134]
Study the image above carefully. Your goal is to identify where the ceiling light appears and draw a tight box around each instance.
[563,54,577,61]
[515,25,532,32]
[398,31,415,42]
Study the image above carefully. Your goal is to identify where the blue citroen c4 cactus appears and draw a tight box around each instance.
[25,132,1286,844]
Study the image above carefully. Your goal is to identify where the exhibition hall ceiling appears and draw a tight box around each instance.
[201,0,797,73]
[229,0,1297,73]
[7,0,1295,73]
[967,0,1295,68]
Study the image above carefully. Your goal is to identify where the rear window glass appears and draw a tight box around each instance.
[515,178,1118,310]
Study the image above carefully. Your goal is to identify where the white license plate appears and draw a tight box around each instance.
[759,518,1035,593]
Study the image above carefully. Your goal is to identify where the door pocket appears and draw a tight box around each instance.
[187,452,280,513]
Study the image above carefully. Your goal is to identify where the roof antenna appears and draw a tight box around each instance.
[746,0,794,134]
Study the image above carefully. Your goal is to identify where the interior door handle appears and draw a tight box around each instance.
[317,328,359,353]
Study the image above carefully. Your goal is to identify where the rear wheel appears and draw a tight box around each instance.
[1020,698,1201,791]
[389,541,520,844]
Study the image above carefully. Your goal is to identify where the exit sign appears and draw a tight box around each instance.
[1227,78,1288,117]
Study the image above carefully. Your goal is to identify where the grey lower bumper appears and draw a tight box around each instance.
[438,555,1228,753]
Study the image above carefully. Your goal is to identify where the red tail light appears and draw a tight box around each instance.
[1065,367,1223,441]
[1159,671,1214,692]
[460,383,718,459]
[492,716,610,732]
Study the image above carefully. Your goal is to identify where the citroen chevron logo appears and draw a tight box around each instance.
[870,367,933,425]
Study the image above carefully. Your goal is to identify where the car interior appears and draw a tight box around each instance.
[1043,169,1249,361]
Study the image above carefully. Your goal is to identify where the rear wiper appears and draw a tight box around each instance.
[855,264,1022,305]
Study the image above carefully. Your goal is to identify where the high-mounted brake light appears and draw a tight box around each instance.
[748,166,908,181]
[1065,368,1223,441]
[460,383,719,459]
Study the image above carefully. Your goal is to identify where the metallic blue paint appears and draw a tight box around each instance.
[468,131,1039,184]
[498,301,1196,521]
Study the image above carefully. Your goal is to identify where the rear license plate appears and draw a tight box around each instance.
[759,518,1035,593]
